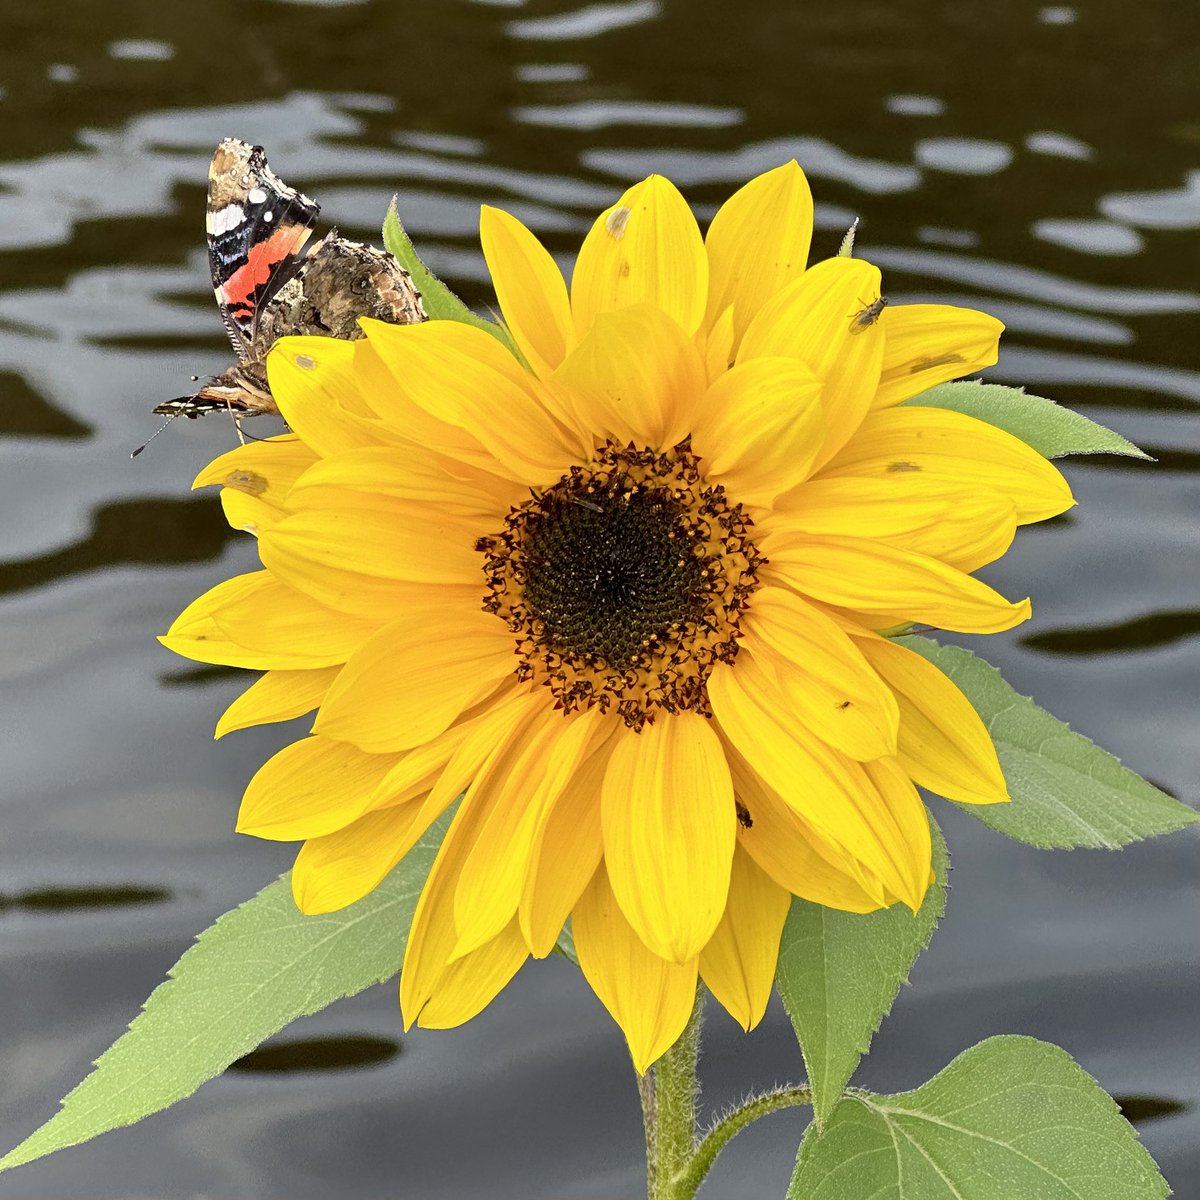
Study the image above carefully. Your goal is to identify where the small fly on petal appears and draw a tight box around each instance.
[850,295,888,333]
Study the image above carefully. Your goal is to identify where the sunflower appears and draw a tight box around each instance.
[163,163,1074,1072]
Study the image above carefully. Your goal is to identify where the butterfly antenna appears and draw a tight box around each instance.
[131,411,182,458]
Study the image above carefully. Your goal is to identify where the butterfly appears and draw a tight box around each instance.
[155,138,425,423]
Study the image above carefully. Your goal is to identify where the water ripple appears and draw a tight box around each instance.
[507,0,661,40]
[1100,171,1200,231]
[1032,218,1143,257]
[993,345,1200,406]
[915,137,1014,175]
[869,246,1200,315]
[514,100,742,131]
[582,138,920,195]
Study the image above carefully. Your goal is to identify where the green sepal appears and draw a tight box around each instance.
[837,219,859,258]
[382,196,517,353]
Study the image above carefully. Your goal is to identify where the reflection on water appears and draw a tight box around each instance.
[0,886,172,914]
[230,1036,401,1074]
[0,0,1196,1196]
[1116,1095,1191,1125]
[1023,610,1200,655]
[0,496,233,596]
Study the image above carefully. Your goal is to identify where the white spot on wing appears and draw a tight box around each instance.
[247,187,268,204]
[207,203,246,236]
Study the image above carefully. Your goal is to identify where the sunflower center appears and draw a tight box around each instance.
[476,441,764,730]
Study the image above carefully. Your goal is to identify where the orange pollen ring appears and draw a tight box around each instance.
[475,440,765,730]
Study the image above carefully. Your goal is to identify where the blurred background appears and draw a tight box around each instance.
[0,0,1196,1196]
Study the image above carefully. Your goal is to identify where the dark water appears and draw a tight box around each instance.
[1,0,1197,1196]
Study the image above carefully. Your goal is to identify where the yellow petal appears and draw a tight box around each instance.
[708,660,927,905]
[402,772,530,1027]
[215,666,339,738]
[874,303,1003,409]
[552,304,706,451]
[520,728,611,958]
[743,588,899,760]
[858,756,933,911]
[347,337,493,466]
[738,257,885,467]
[573,861,698,1074]
[704,161,814,350]
[237,736,400,841]
[266,336,387,456]
[257,497,481,620]
[764,534,1032,634]
[371,685,540,808]
[699,845,791,1031]
[856,635,1009,806]
[314,607,516,753]
[359,318,583,485]
[571,175,708,339]
[728,752,888,912]
[454,708,605,959]
[291,797,434,914]
[415,918,529,1029]
[218,489,282,537]
[208,573,376,663]
[287,444,518,519]
[770,477,1018,573]
[480,204,574,377]
[817,405,1075,525]
[193,434,318,505]
[690,357,824,506]
[601,714,736,963]
[703,303,736,383]
[161,571,360,670]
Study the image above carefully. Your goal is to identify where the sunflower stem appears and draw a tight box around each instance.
[643,987,705,1200]
[637,1067,658,1198]
[675,1085,812,1198]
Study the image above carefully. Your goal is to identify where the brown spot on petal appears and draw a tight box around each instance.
[909,353,966,373]
[606,206,631,239]
[225,469,269,495]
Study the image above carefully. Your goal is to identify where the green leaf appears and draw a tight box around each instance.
[903,637,1198,848]
[0,814,449,1174]
[789,1035,1169,1200]
[776,819,949,1128]
[907,380,1151,460]
[382,196,517,353]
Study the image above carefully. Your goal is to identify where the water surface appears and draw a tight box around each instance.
[0,1,1196,1196]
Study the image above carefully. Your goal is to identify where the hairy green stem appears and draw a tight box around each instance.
[637,1067,657,1198]
[638,991,811,1199]
[644,988,705,1200]
[675,1085,812,1198]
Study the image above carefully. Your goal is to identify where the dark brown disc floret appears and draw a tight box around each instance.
[475,441,764,730]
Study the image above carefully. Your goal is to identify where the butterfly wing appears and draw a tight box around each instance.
[205,138,319,361]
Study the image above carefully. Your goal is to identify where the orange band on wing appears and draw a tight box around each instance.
[221,225,310,311]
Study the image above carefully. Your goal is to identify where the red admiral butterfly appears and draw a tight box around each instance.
[155,138,425,423]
